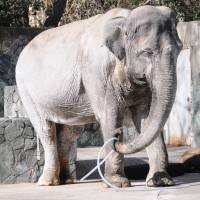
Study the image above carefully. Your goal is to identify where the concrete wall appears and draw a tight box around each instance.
[164,22,200,147]
[164,49,192,145]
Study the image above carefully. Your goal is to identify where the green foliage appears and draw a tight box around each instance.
[60,0,200,25]
[0,0,200,27]
[46,0,54,16]
[0,0,44,27]
[162,0,200,21]
[61,0,145,24]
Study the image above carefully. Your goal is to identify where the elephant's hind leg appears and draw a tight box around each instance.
[16,87,60,185]
[146,132,174,187]
[56,124,79,184]
[37,120,60,186]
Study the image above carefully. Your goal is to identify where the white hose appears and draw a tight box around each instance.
[97,138,119,189]
[80,148,114,181]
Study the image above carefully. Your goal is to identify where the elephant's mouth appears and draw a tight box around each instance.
[132,77,147,87]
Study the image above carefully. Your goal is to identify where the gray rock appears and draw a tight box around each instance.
[31,164,43,183]
[14,118,25,130]
[4,86,27,118]
[0,162,10,182]
[24,139,36,150]
[0,134,5,144]
[0,142,14,181]
[13,149,21,162]
[4,122,22,141]
[0,118,11,128]
[15,170,30,183]
[15,150,26,163]
[25,149,38,168]
[22,126,34,139]
[14,151,28,175]
[11,137,24,150]
[0,81,6,117]
[77,124,103,147]
[0,127,4,135]
[31,165,41,183]
[2,175,16,184]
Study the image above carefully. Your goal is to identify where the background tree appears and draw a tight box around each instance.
[59,0,200,25]
[0,0,44,27]
[162,0,200,21]
[60,0,143,24]
[44,0,67,27]
[0,0,200,27]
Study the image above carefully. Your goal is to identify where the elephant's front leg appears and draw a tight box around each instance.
[38,121,60,186]
[102,145,129,188]
[100,97,130,188]
[146,132,175,187]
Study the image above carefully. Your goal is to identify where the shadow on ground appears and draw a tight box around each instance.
[76,157,186,180]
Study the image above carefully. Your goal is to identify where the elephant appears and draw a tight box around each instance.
[16,5,182,187]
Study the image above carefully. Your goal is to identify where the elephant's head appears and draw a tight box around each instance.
[104,6,182,154]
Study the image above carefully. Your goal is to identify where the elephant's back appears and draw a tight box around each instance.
[15,8,131,112]
[16,8,130,76]
[15,14,101,87]
[28,14,102,47]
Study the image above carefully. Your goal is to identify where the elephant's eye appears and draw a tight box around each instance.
[142,49,153,57]
[124,31,129,39]
[137,49,153,57]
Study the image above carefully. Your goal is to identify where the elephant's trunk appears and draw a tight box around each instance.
[115,46,177,154]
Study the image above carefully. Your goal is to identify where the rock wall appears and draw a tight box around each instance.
[0,27,44,117]
[0,86,77,184]
[0,117,77,183]
[0,118,43,183]
[4,86,27,118]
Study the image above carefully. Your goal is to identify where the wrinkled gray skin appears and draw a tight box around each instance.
[16,6,182,187]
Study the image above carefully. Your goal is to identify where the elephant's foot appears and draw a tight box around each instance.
[59,173,74,185]
[146,171,175,187]
[38,169,60,186]
[103,175,131,188]
[58,159,75,184]
[64,177,74,184]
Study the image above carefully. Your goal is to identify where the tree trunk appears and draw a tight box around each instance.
[44,0,67,27]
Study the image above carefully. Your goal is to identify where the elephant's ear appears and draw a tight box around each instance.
[104,17,125,60]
